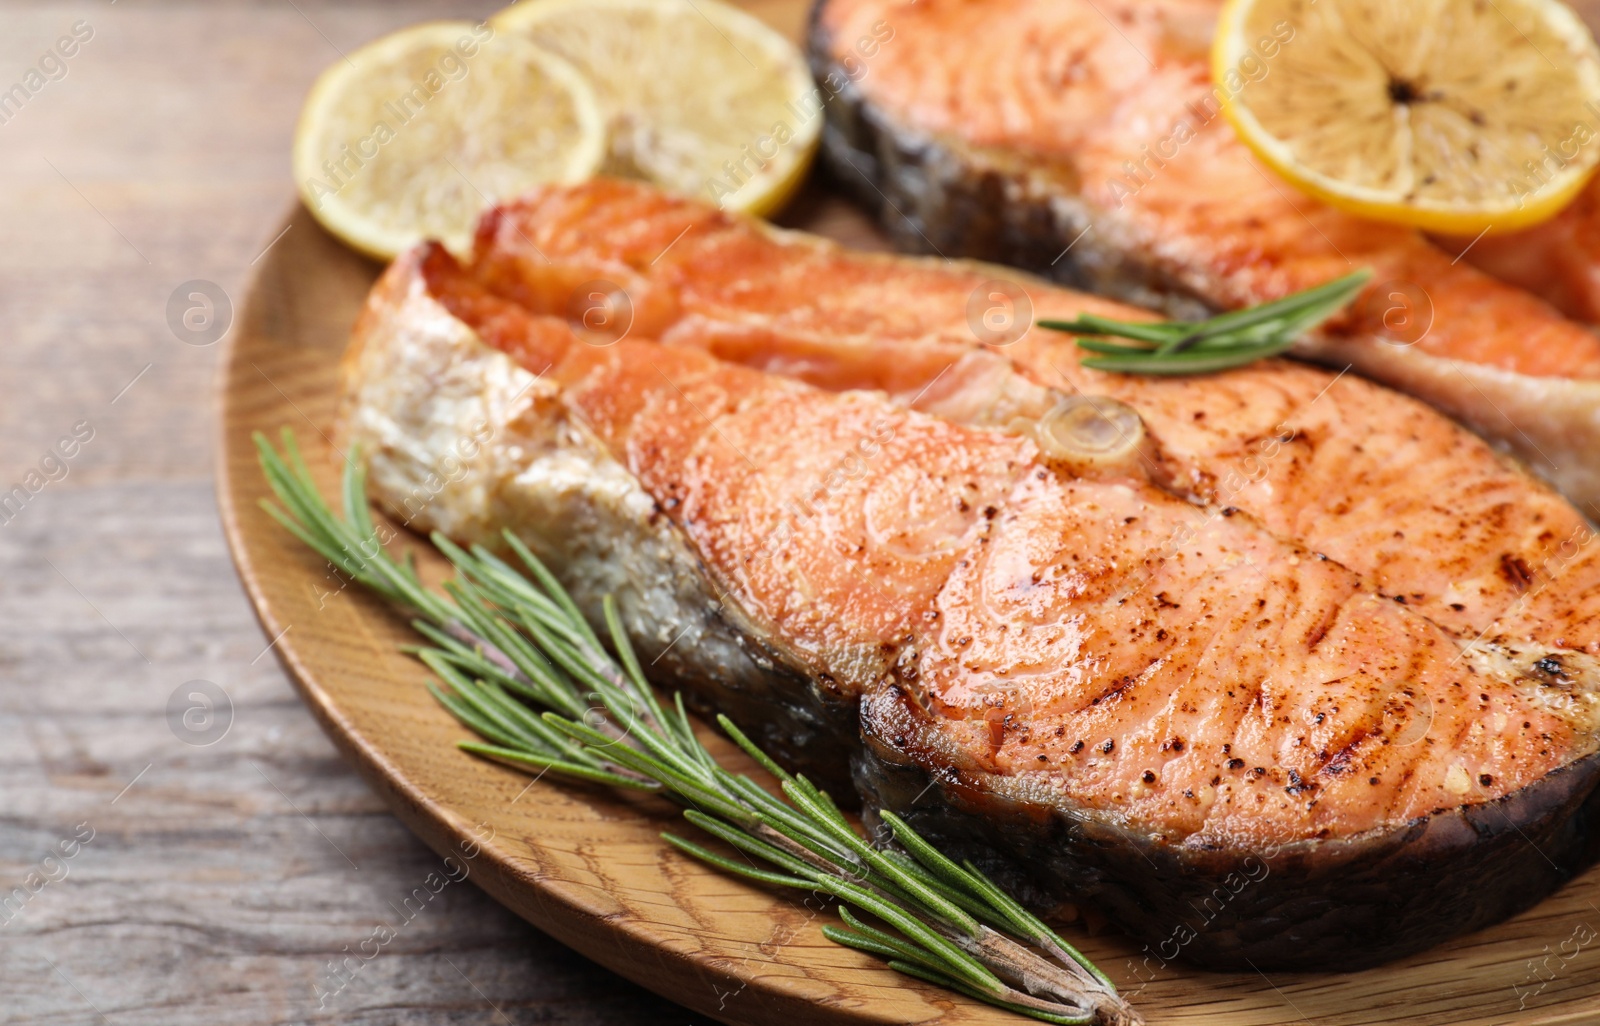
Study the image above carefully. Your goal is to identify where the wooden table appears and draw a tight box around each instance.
[0,2,733,1021]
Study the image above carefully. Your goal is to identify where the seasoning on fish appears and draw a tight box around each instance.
[340,184,1600,970]
[809,0,1600,511]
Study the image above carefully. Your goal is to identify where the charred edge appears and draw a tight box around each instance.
[855,688,1600,972]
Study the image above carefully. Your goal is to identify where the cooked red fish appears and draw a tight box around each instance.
[1454,180,1600,324]
[465,181,1600,660]
[340,186,1600,971]
[810,0,1600,512]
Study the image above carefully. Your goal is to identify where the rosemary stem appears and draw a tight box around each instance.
[253,431,1143,1026]
[1041,269,1372,376]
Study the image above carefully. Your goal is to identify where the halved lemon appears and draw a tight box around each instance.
[293,21,604,260]
[1214,0,1600,234]
[492,0,820,216]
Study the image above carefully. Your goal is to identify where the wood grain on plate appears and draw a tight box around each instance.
[216,4,1600,1024]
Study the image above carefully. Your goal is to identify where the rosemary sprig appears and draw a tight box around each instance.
[1038,269,1372,375]
[254,429,1143,1026]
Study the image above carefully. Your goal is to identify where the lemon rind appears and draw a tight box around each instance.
[1213,0,1600,235]
[490,0,820,215]
[292,21,605,260]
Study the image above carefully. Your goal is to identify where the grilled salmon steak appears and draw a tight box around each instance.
[809,0,1600,514]
[340,182,1600,971]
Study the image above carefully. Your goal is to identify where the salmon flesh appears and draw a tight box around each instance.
[340,181,1600,971]
[810,0,1600,514]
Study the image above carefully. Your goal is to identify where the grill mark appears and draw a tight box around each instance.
[1500,552,1534,591]
[1318,730,1370,778]
[1088,673,1140,707]
[1304,601,1340,651]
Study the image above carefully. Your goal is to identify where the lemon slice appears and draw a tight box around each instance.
[293,21,604,260]
[1214,0,1600,233]
[492,0,819,216]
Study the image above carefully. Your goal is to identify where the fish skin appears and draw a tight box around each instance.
[808,0,1600,513]
[339,211,1600,970]
[858,701,1600,971]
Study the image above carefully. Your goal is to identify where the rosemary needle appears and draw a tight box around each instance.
[1038,269,1372,375]
[255,430,1144,1026]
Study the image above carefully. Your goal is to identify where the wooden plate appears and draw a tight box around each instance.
[217,9,1600,1024]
